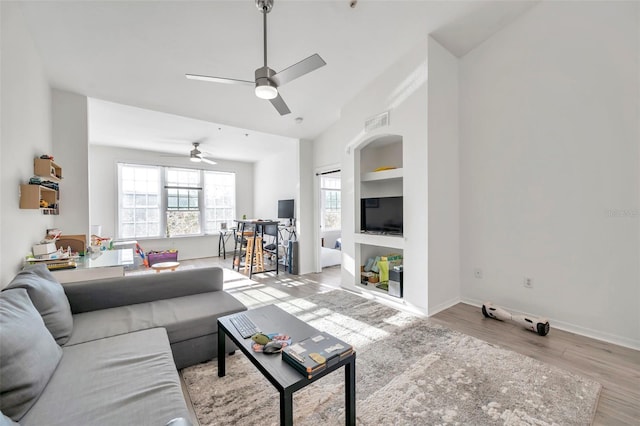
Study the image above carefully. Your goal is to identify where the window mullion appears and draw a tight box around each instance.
[199,170,205,235]
[161,168,168,237]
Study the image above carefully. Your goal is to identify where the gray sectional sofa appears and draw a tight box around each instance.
[0,264,247,426]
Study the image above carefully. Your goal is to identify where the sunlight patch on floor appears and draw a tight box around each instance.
[256,286,291,299]
[275,297,318,314]
[383,311,419,327]
[301,310,389,349]
[230,288,286,308]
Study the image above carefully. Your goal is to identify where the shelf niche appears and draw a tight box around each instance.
[354,133,404,299]
[19,157,62,215]
[19,184,59,214]
[34,158,63,181]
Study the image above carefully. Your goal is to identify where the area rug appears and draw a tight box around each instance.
[183,290,601,425]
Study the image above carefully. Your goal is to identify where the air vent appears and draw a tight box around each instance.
[364,111,390,133]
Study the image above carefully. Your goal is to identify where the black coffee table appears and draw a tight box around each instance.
[217,304,356,426]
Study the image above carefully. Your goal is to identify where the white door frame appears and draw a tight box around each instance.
[313,164,341,273]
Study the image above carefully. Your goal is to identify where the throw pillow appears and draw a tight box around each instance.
[5,264,73,345]
[0,289,63,421]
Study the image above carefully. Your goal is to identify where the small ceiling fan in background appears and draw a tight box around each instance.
[188,142,216,164]
[186,0,326,115]
[162,141,217,165]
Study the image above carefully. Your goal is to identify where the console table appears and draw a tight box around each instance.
[52,248,134,283]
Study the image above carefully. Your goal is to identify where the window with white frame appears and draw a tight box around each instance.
[117,164,162,238]
[321,175,341,231]
[165,167,202,236]
[204,171,236,233]
[117,163,236,239]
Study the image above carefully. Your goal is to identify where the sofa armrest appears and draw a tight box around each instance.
[63,267,224,314]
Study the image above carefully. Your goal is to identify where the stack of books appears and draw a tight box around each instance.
[282,332,353,379]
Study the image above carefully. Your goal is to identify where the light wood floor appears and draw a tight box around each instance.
[158,257,639,426]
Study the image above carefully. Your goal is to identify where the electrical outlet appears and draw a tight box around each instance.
[523,277,533,288]
[474,268,483,279]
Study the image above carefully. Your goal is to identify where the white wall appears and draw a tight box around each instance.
[253,144,298,220]
[297,140,315,274]
[0,3,53,285]
[52,89,90,239]
[459,1,640,348]
[427,37,460,314]
[88,145,254,260]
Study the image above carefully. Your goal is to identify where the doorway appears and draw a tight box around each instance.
[316,169,342,270]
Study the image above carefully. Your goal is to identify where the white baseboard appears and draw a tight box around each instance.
[462,297,640,351]
[427,296,461,316]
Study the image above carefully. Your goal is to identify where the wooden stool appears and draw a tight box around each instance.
[244,237,264,273]
[151,261,180,273]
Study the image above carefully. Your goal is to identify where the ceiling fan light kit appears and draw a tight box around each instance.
[186,0,325,115]
[255,67,278,99]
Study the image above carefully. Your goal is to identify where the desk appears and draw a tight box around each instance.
[233,220,279,278]
[52,249,134,283]
[218,229,235,259]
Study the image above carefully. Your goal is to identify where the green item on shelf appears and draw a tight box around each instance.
[378,256,389,283]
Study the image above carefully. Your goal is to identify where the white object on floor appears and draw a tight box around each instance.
[321,247,341,268]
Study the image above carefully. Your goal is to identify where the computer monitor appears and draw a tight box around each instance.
[278,199,294,219]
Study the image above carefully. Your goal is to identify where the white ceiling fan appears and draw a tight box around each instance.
[185,0,326,115]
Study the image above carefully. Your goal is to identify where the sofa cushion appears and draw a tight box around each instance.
[66,290,246,346]
[0,289,63,421]
[18,328,189,426]
[6,264,73,345]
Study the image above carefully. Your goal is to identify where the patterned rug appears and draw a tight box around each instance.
[183,290,601,425]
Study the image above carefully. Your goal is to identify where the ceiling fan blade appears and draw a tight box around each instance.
[185,74,254,86]
[200,157,217,165]
[272,53,326,86]
[269,94,291,115]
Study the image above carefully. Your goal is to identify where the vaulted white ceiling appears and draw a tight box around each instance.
[18,0,537,161]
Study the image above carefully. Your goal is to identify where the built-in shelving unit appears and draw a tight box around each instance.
[354,134,404,298]
[353,232,403,249]
[20,158,62,214]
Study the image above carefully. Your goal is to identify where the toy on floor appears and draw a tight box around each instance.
[482,302,550,336]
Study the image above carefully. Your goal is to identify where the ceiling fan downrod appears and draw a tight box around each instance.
[254,0,277,100]
[256,0,273,67]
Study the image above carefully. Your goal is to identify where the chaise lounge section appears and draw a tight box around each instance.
[0,264,246,425]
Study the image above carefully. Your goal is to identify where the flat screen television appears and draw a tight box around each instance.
[360,196,403,235]
[278,199,294,219]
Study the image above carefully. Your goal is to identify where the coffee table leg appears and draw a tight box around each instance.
[345,356,356,425]
[217,323,225,377]
[280,389,293,426]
